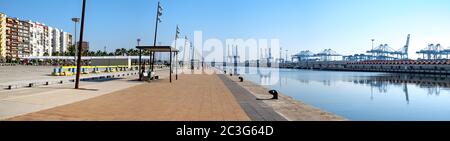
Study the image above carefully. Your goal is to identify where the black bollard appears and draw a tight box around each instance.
[239,77,244,82]
[268,90,279,100]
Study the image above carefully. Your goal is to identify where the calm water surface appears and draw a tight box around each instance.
[223,67,450,121]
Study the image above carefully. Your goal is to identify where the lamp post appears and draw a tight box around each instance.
[174,25,180,81]
[137,38,142,80]
[75,0,86,89]
[182,36,188,68]
[191,42,194,71]
[285,49,288,63]
[371,39,375,60]
[151,1,163,72]
[71,18,80,62]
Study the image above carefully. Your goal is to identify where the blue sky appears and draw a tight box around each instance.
[1,0,450,59]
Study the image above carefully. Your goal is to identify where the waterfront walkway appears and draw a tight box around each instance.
[8,73,282,121]
[0,77,143,120]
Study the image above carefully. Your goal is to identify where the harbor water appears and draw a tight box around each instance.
[227,67,450,121]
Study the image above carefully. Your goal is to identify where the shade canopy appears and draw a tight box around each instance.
[136,45,179,83]
[136,46,179,52]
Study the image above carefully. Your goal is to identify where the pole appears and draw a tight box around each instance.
[191,42,194,70]
[170,50,172,83]
[176,52,178,80]
[285,50,288,63]
[371,39,374,60]
[74,20,77,61]
[173,26,178,80]
[139,49,142,80]
[75,0,86,89]
[183,36,188,68]
[138,39,141,80]
[152,2,160,72]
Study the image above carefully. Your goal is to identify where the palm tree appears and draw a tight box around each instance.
[114,48,128,56]
[67,45,76,56]
[95,50,103,56]
[88,51,96,56]
[127,48,139,56]
[121,48,127,56]
[115,49,122,56]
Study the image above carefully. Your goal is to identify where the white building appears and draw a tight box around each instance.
[29,21,46,57]
[45,26,53,56]
[52,28,61,54]
[60,32,72,53]
[29,21,72,57]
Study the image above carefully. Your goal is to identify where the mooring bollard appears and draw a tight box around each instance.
[239,77,244,82]
[8,85,12,90]
[268,90,279,100]
[29,83,34,87]
[45,82,49,85]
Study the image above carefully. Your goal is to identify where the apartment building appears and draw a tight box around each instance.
[29,21,46,57]
[5,17,19,61]
[45,26,53,56]
[52,28,61,54]
[0,13,6,62]
[17,19,31,58]
[60,31,73,53]
[4,17,32,61]
[2,12,73,60]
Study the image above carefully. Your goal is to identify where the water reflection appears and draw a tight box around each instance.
[238,67,450,120]
[350,74,450,96]
[286,72,450,104]
[225,66,449,97]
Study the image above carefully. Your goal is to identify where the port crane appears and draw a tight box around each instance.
[366,34,410,60]
[315,49,342,61]
[292,50,315,61]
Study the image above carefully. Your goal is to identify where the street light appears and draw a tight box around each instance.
[174,26,180,81]
[151,1,163,72]
[137,38,143,80]
[371,39,375,59]
[71,18,80,60]
[371,39,375,50]
[285,50,288,63]
[75,0,87,89]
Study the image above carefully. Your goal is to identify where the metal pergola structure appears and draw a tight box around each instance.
[137,46,179,83]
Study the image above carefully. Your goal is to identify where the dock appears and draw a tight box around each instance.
[280,60,450,75]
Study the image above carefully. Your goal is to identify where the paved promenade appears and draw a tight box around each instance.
[8,74,254,121]
[0,77,143,120]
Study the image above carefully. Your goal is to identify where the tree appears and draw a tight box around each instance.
[43,52,49,56]
[95,50,103,56]
[88,51,96,56]
[53,51,60,56]
[128,48,140,56]
[121,48,127,56]
[114,48,128,56]
[67,45,76,56]
[115,49,121,56]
